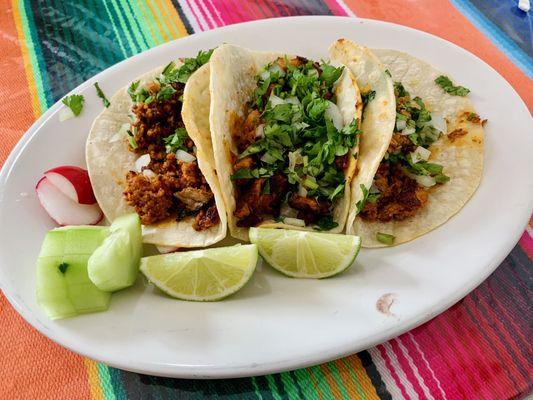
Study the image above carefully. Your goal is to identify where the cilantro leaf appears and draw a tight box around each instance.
[319,64,343,87]
[314,215,338,231]
[156,85,177,101]
[94,82,110,107]
[58,262,69,274]
[230,168,254,180]
[62,94,84,116]
[356,184,370,213]
[434,75,470,97]
[163,128,189,153]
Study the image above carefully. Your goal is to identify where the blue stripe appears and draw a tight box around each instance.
[451,0,533,78]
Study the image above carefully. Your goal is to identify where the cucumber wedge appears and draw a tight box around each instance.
[88,213,142,291]
[36,226,111,320]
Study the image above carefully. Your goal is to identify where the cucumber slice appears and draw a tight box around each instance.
[88,213,142,292]
[36,226,111,320]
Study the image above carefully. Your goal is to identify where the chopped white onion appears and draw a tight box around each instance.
[142,169,156,178]
[283,217,306,227]
[298,184,308,197]
[134,154,151,172]
[430,112,447,133]
[260,70,270,80]
[410,146,431,164]
[415,174,436,187]
[401,126,416,136]
[269,94,285,107]
[255,124,265,138]
[59,107,75,122]
[156,245,179,254]
[285,96,300,105]
[260,153,277,164]
[175,149,196,163]
[269,63,285,76]
[325,101,344,130]
[396,119,406,131]
[280,203,298,218]
[288,150,303,171]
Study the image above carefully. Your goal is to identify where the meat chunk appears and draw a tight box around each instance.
[124,172,174,225]
[289,194,331,215]
[233,156,255,171]
[175,187,213,211]
[194,204,220,231]
[335,154,350,170]
[387,134,415,154]
[236,110,261,152]
[178,160,203,188]
[360,163,428,222]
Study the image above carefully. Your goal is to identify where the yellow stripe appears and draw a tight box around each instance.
[345,355,381,400]
[135,0,160,45]
[319,364,344,399]
[153,0,180,39]
[145,0,169,42]
[334,359,364,399]
[11,0,42,118]
[84,359,105,400]
[162,0,189,38]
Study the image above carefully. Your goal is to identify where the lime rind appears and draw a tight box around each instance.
[140,244,258,301]
[249,228,361,279]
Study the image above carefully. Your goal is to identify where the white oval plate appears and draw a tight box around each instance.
[0,16,531,379]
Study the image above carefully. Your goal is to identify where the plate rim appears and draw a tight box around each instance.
[0,15,531,379]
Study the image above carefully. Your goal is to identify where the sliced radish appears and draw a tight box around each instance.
[36,177,103,226]
[44,166,97,205]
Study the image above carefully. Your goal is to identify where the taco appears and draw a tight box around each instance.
[330,40,484,247]
[86,50,227,248]
[209,44,362,241]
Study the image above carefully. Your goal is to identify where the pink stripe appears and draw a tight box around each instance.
[463,296,529,387]
[210,0,241,24]
[378,344,412,399]
[388,338,428,399]
[184,0,207,30]
[236,0,261,22]
[435,309,504,399]
[411,323,469,399]
[519,230,533,259]
[196,0,216,29]
[191,0,214,29]
[322,0,350,16]
[403,333,447,400]
[203,0,225,27]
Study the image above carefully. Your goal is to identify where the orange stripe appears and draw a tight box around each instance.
[320,364,344,399]
[344,0,533,112]
[153,0,179,39]
[162,0,189,38]
[145,0,169,42]
[344,354,381,399]
[84,359,105,400]
[334,359,364,399]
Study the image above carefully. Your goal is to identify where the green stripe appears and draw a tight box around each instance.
[293,369,320,400]
[97,363,116,400]
[341,358,366,399]
[308,365,336,399]
[109,0,141,54]
[102,0,128,58]
[126,0,160,47]
[134,0,165,45]
[107,367,128,400]
[265,375,283,400]
[19,0,50,110]
[326,362,351,400]
[251,377,264,399]
[116,0,150,50]
[86,0,126,65]
[158,0,185,39]
[279,372,301,400]
[147,0,173,40]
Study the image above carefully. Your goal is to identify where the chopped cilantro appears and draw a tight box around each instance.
[274,216,285,223]
[356,184,370,213]
[62,94,84,116]
[127,132,138,149]
[94,82,110,107]
[434,75,470,97]
[361,90,376,106]
[314,215,338,231]
[376,232,395,245]
[58,262,69,274]
[319,63,344,87]
[163,128,189,153]
[160,49,214,85]
[384,69,392,77]
[156,85,177,101]
[262,179,271,194]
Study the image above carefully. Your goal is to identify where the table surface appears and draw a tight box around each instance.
[1,1,531,399]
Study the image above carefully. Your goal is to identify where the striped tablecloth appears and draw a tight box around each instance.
[1,1,531,399]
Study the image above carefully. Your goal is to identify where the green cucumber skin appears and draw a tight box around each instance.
[87,214,142,292]
[36,226,111,320]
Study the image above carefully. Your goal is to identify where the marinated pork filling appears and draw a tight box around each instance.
[230,57,360,230]
[359,82,450,222]
[123,56,219,230]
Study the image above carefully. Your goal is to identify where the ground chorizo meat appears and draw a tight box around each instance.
[123,81,218,231]
[359,163,428,222]
[124,172,174,225]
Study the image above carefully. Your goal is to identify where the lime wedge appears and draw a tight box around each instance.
[140,244,258,301]
[249,228,361,278]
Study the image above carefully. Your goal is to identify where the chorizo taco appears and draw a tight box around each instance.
[209,44,362,241]
[330,40,484,247]
[86,50,227,248]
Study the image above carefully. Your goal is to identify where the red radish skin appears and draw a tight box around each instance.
[44,166,97,204]
[36,177,103,226]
